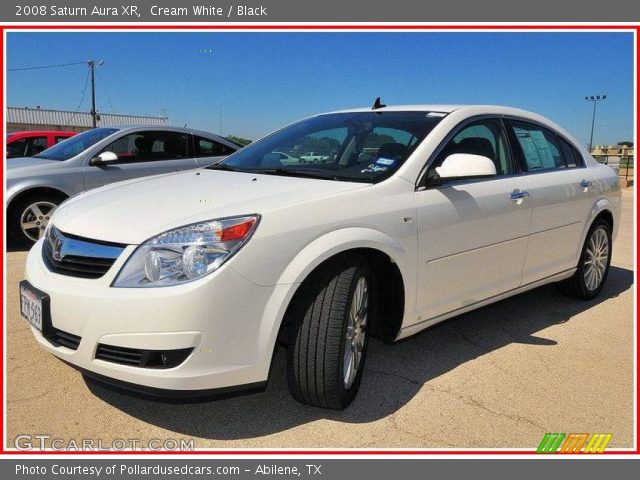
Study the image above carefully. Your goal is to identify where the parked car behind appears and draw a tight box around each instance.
[21,104,620,409]
[604,156,621,174]
[6,130,76,159]
[7,126,239,245]
[300,151,330,163]
[272,151,299,165]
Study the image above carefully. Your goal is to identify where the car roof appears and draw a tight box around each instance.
[330,104,465,114]
[8,130,76,136]
[327,104,546,117]
[110,125,223,137]
[92,125,239,149]
[324,104,574,136]
[318,104,587,156]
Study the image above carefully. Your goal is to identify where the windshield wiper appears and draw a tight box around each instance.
[209,164,366,182]
[207,163,245,172]
[253,168,345,181]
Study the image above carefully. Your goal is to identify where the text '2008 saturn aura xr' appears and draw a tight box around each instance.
[21,102,620,409]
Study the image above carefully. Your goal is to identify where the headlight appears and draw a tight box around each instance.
[113,215,259,288]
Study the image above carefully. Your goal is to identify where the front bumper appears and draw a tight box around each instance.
[24,239,292,393]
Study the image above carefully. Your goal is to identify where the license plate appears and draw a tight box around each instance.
[20,282,44,332]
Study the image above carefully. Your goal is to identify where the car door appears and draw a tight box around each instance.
[415,118,533,321]
[505,120,597,284]
[83,130,197,190]
[192,134,238,167]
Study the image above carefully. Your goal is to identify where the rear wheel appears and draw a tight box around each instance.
[287,254,372,409]
[559,219,612,300]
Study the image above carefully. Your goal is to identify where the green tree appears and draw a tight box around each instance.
[617,141,633,147]
[363,133,396,148]
[226,135,252,147]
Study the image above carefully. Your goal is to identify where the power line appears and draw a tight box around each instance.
[95,67,116,113]
[7,60,87,72]
[63,68,91,126]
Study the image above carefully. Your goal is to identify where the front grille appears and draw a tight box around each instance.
[42,227,125,279]
[47,329,81,350]
[95,344,193,369]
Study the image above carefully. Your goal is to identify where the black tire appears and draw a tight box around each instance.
[558,218,612,300]
[286,254,372,409]
[8,192,65,247]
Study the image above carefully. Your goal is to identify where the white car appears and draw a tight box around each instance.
[300,151,329,163]
[21,104,621,409]
[272,151,300,166]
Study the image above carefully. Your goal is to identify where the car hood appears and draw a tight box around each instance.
[53,169,368,244]
[6,157,61,171]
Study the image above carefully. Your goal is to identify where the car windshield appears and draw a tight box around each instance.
[212,111,446,183]
[34,128,118,161]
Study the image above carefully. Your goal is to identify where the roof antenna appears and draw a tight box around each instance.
[372,97,386,110]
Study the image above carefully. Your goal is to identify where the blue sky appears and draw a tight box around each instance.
[6,32,634,146]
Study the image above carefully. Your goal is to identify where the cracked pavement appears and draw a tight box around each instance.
[4,189,634,450]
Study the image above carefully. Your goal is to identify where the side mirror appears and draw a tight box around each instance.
[90,151,118,166]
[434,153,497,181]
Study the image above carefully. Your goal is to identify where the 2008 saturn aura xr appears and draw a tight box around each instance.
[21,104,620,409]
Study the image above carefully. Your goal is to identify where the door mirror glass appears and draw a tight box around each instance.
[435,153,497,180]
[90,151,118,166]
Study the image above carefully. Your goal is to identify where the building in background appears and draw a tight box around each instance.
[590,143,634,187]
[6,106,169,133]
[591,143,634,158]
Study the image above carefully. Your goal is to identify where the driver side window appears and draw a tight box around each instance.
[433,119,512,176]
[102,131,188,163]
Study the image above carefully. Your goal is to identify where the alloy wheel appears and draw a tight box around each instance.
[20,201,57,242]
[343,276,368,389]
[583,226,609,292]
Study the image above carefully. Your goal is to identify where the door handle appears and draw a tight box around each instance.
[580,179,592,189]
[510,189,530,202]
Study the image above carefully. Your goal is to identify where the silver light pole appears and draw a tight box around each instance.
[585,94,607,152]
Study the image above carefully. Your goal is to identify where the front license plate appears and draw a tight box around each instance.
[20,282,45,332]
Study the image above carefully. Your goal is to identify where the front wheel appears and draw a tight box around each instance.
[8,193,64,247]
[559,219,612,300]
[286,254,372,409]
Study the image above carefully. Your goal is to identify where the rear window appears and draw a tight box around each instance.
[558,138,584,168]
[193,136,236,157]
[508,120,574,171]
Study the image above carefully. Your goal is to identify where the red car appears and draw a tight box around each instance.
[6,131,76,159]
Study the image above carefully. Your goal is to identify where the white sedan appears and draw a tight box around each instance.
[21,104,620,409]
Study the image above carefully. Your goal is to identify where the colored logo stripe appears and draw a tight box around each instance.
[537,433,565,453]
[560,433,589,453]
[537,433,612,453]
[584,433,613,453]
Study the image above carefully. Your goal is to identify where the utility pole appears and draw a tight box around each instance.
[88,60,104,128]
[585,94,607,152]
[89,61,97,127]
